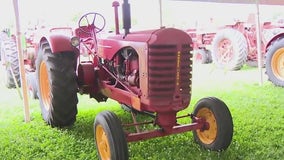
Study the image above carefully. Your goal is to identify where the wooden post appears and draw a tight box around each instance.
[12,0,30,122]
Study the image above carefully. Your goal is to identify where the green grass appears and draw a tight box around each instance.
[0,65,284,160]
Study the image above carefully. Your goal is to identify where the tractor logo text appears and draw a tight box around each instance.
[176,51,181,86]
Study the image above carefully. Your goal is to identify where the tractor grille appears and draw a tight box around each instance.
[148,44,192,102]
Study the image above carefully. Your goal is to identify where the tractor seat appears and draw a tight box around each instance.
[75,26,93,38]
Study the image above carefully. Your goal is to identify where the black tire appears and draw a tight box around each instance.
[265,37,284,87]
[2,38,21,88]
[36,41,78,127]
[26,72,38,99]
[194,49,212,64]
[192,97,233,151]
[212,28,248,70]
[94,111,129,160]
[207,49,213,63]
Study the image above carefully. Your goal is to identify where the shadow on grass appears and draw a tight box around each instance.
[65,106,134,140]
[66,106,240,160]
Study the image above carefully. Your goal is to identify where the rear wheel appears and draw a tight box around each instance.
[94,111,129,160]
[212,29,248,70]
[2,38,21,88]
[36,41,78,127]
[265,37,284,87]
[193,97,233,151]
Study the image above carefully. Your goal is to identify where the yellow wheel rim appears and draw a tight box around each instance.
[196,108,217,144]
[96,124,111,160]
[39,61,51,110]
[272,48,284,80]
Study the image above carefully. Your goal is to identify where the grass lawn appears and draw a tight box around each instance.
[0,63,283,160]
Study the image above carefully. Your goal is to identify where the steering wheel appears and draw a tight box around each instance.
[78,12,106,34]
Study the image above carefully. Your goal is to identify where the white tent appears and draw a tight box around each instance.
[172,0,284,5]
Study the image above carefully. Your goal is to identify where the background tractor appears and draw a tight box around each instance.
[186,19,216,65]
[34,1,233,159]
[211,15,284,71]
[187,14,284,71]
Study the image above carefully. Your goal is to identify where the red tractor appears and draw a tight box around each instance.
[211,14,284,70]
[264,30,284,87]
[35,1,233,159]
[186,20,216,64]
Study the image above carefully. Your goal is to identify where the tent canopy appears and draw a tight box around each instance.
[171,0,284,5]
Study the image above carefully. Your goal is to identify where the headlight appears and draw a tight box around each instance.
[71,36,80,47]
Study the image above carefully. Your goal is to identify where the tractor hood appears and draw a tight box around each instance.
[97,27,192,60]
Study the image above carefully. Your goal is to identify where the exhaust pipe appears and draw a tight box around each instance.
[112,1,120,34]
[122,0,131,35]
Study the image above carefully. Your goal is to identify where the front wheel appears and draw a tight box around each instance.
[36,41,78,127]
[27,72,38,99]
[94,111,129,160]
[194,49,212,64]
[192,97,233,151]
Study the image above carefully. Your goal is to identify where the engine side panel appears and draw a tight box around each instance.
[97,30,156,60]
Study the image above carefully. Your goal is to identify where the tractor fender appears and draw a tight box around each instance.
[265,32,284,51]
[39,34,75,53]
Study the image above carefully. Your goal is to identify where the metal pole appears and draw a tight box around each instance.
[12,0,30,122]
[159,0,163,27]
[255,0,263,86]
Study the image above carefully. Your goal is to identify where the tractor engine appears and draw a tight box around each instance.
[93,27,193,117]
[108,47,139,87]
[72,0,194,131]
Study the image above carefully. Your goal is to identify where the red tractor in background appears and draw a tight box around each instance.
[188,14,284,72]
[211,15,284,71]
[34,1,233,159]
[186,19,216,64]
